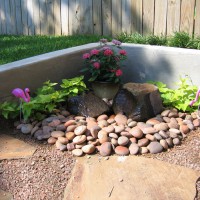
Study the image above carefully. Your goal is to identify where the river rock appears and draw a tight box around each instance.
[127,121,137,128]
[21,124,33,134]
[138,138,149,147]
[146,118,160,125]
[100,142,112,156]
[102,125,114,133]
[55,140,67,151]
[139,147,149,154]
[129,143,139,155]
[47,137,57,144]
[113,83,164,122]
[58,137,69,145]
[160,139,168,149]
[74,125,87,135]
[161,110,170,117]
[109,133,118,139]
[147,141,163,154]
[118,136,129,146]
[97,114,108,121]
[56,124,66,131]
[114,125,125,133]
[82,144,96,154]
[73,135,87,144]
[143,127,157,134]
[66,125,77,132]
[193,119,200,127]
[51,131,65,138]
[111,138,118,146]
[129,127,143,138]
[48,119,61,127]
[180,124,190,134]
[154,133,162,140]
[173,138,181,145]
[115,146,129,156]
[67,92,111,118]
[72,149,83,157]
[64,120,76,127]
[67,142,75,151]
[90,125,101,138]
[114,114,128,125]
[154,123,168,131]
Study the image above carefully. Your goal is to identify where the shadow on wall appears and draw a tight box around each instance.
[122,44,200,88]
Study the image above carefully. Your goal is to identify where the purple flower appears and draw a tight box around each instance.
[112,39,121,46]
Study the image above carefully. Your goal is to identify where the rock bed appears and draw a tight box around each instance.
[16,108,200,157]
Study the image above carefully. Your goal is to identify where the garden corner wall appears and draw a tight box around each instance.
[0,43,99,102]
[1,43,200,102]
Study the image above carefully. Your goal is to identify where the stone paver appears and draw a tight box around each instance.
[64,156,200,200]
[0,189,13,200]
[0,134,36,160]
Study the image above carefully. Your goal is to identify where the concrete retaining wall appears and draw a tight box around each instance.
[1,43,200,102]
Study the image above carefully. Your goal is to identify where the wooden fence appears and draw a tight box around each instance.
[0,0,200,36]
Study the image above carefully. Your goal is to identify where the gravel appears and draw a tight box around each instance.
[0,119,200,199]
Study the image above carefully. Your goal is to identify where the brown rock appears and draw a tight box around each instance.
[163,117,171,123]
[55,140,67,151]
[90,126,101,138]
[168,121,179,129]
[66,125,77,132]
[67,142,75,151]
[102,125,115,133]
[138,138,150,147]
[82,144,96,154]
[98,130,109,144]
[147,141,163,154]
[154,133,162,140]
[143,127,157,134]
[48,119,61,127]
[160,139,168,149]
[56,124,66,131]
[139,147,149,154]
[97,114,108,121]
[73,135,87,144]
[120,131,132,138]
[154,123,168,131]
[114,125,125,133]
[58,137,69,145]
[166,138,173,147]
[129,143,139,155]
[169,128,181,134]
[193,119,200,127]
[111,138,118,146]
[72,149,83,157]
[127,121,137,128]
[159,130,169,139]
[114,114,128,126]
[74,125,87,135]
[130,137,137,143]
[66,132,75,141]
[129,127,143,138]
[173,138,181,145]
[145,134,156,141]
[51,131,65,138]
[109,133,118,139]
[115,146,129,156]
[146,118,160,125]
[161,110,170,117]
[118,136,129,146]
[100,142,112,156]
[64,120,76,127]
[87,136,95,141]
[98,120,109,128]
[47,137,57,144]
[180,124,190,134]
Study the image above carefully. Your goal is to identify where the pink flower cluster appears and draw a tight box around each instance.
[83,53,90,59]
[104,49,113,56]
[115,69,123,76]
[93,62,100,69]
[119,49,127,56]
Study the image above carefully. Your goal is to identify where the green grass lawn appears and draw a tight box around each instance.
[1,32,200,65]
[0,35,110,65]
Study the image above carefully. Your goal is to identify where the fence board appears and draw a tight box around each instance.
[33,0,40,35]
[15,0,23,35]
[69,0,81,35]
[194,0,200,36]
[154,0,167,36]
[143,0,155,35]
[21,0,28,35]
[39,0,48,35]
[4,0,12,34]
[46,0,54,35]
[10,0,17,34]
[131,0,142,34]
[0,0,200,37]
[54,0,61,35]
[122,0,132,34]
[180,0,195,35]
[0,0,6,34]
[27,0,35,35]
[112,0,121,36]
[93,0,102,35]
[167,0,180,35]
[79,0,93,34]
[102,0,112,35]
[61,0,69,35]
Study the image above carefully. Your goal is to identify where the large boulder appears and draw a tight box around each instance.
[67,92,111,118]
[112,83,164,122]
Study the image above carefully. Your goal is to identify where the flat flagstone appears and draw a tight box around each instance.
[0,189,13,200]
[63,156,200,200]
[0,134,36,160]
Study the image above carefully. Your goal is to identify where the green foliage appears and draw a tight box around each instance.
[0,76,87,120]
[0,101,19,119]
[150,77,200,112]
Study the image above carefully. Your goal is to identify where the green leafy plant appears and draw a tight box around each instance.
[0,76,87,120]
[150,77,200,112]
